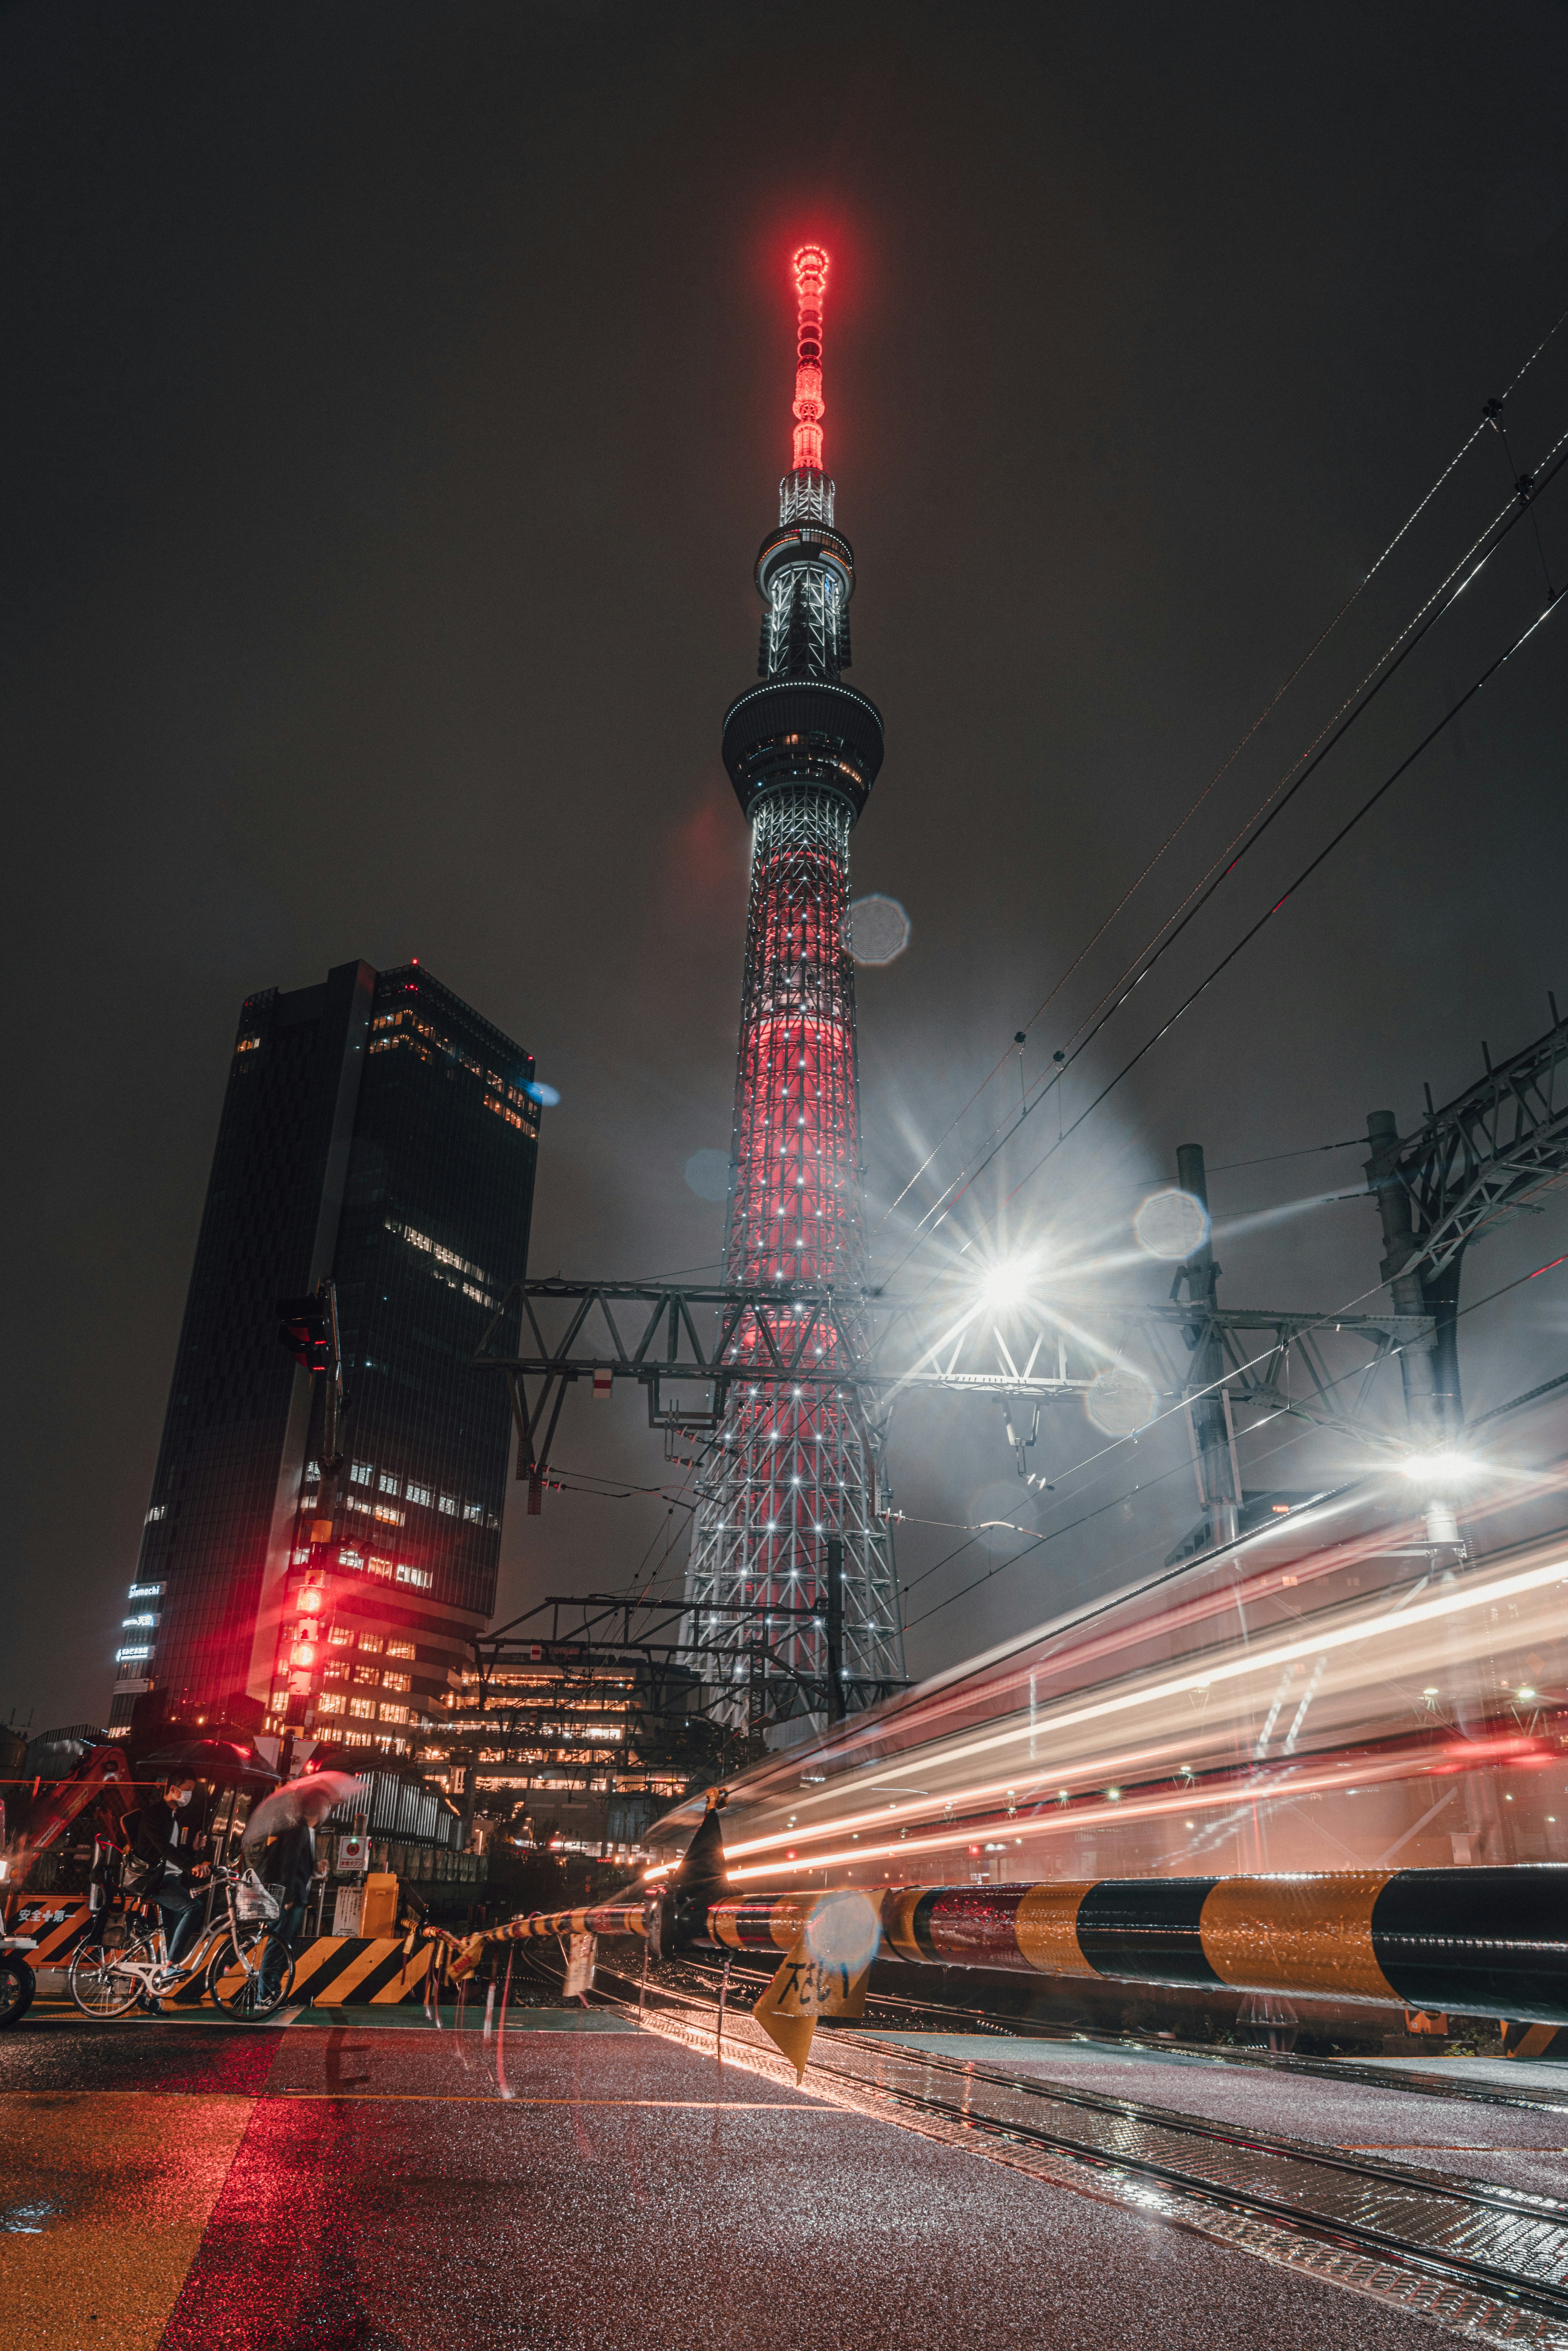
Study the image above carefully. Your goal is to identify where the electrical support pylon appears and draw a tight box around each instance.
[684,246,906,1734]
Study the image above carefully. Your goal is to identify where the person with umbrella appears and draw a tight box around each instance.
[243,1769,359,1987]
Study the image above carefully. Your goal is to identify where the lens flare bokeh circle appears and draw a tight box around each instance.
[849,894,911,966]
[1134,1188,1208,1259]
[684,1148,731,1203]
[1085,1364,1158,1436]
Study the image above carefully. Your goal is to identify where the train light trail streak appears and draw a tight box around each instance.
[648,1531,1568,1890]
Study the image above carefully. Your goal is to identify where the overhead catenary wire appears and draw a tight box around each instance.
[881,411,1568,1273]
[1205,1138,1365,1173]
[565,1163,1568,1625]
[874,475,1568,1299]
[902,1208,1568,1634]
[566,329,1568,1657]
[875,300,1568,1244]
[996,575,1568,1218]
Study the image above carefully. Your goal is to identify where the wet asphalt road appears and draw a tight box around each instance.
[0,2010,1496,2350]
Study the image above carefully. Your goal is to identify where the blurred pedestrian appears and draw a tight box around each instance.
[249,1814,321,1955]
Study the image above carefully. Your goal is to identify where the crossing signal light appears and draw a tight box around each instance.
[278,1295,332,1375]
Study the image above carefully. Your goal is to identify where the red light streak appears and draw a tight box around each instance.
[706,1551,1568,1877]
[768,1551,1568,1823]
[714,1723,1543,1874]
[719,1734,1546,1886]
[757,1511,1413,1781]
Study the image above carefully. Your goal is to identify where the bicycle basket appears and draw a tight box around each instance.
[234,1869,282,1923]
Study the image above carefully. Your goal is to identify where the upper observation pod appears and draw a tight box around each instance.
[723,242,884,824]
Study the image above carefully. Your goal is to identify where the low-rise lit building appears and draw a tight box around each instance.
[424,1656,708,1856]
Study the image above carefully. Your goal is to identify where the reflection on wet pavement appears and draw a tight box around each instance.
[0,2090,255,2350]
[0,2017,1491,2351]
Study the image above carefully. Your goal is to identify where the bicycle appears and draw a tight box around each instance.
[69,1863,295,2021]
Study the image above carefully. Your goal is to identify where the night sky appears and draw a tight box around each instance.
[7,1,1568,1734]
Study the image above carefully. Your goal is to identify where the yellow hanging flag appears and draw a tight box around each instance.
[751,1890,879,2081]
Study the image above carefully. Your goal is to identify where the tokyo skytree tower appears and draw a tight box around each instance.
[684,246,906,1733]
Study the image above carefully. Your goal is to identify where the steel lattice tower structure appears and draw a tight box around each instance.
[684,247,906,1733]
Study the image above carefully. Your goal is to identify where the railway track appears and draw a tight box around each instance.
[558,1949,1568,2346]
[679,1956,1568,2116]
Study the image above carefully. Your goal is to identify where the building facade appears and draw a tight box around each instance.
[114,960,539,1756]
[429,1654,706,1857]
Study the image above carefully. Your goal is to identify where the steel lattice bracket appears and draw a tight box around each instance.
[1387,1013,1568,1277]
[473,1279,891,1510]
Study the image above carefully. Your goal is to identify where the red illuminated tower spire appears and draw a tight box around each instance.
[791,242,828,472]
[684,248,905,1734]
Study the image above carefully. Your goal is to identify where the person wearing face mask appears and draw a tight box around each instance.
[135,1777,204,1968]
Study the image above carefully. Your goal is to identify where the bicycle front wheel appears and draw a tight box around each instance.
[69,1939,149,2018]
[207,1926,294,2019]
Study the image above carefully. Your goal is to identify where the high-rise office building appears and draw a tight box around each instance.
[112,960,539,1755]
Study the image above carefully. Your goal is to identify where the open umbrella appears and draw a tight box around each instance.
[243,1770,361,1846]
[136,1737,278,1792]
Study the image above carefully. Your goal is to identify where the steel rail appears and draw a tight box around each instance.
[572,1948,1568,2330]
[665,1950,1568,2116]
[811,2040,1568,2324]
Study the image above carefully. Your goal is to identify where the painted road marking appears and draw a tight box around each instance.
[256,2094,849,2107]
[0,2089,844,2109]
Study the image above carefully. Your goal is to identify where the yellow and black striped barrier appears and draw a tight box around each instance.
[437,1902,647,1981]
[142,1934,435,2010]
[388,1794,1568,2073]
[701,1868,1568,2028]
[4,1895,94,1966]
[410,1854,1568,2079]
[2,1899,441,2008]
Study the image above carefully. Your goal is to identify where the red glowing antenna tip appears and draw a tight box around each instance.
[791,243,829,475]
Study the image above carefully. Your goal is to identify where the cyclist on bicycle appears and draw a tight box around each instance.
[134,1776,205,1965]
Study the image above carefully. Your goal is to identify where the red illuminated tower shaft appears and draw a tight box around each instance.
[685,249,904,1731]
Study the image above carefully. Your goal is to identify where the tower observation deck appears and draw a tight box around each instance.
[685,246,906,1735]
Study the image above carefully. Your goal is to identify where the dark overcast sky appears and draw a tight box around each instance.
[6,0,1568,1733]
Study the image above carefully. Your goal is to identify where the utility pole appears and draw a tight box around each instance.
[1174,1144,1239,1553]
[1364,1111,1463,1547]
[1363,1112,1452,1442]
[1363,1114,1498,1857]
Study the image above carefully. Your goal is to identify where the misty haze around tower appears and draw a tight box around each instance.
[11,22,1568,2326]
[6,4,1568,1759]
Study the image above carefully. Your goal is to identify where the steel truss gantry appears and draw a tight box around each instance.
[1368,1006,1568,1437]
[472,1274,1436,1518]
[474,1278,887,1508]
